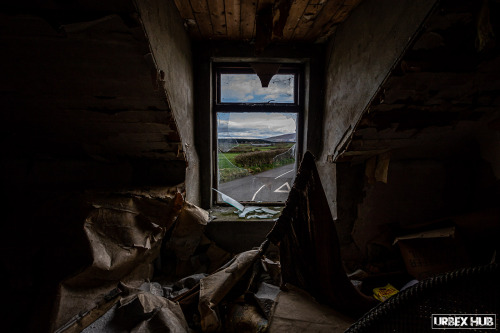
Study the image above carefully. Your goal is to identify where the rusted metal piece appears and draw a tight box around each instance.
[267,151,378,318]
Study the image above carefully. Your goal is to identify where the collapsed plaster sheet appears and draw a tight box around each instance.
[169,201,209,261]
[199,249,260,332]
[80,282,190,332]
[51,190,185,332]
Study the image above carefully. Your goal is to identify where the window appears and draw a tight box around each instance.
[213,63,302,205]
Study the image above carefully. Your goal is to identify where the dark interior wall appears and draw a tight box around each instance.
[1,12,186,191]
[317,0,438,219]
[338,146,500,273]
[0,2,193,331]
[320,0,438,162]
[331,0,500,273]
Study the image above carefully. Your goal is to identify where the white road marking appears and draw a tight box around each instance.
[251,185,266,201]
[274,182,291,193]
[275,169,294,179]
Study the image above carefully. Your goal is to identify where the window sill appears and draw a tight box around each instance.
[208,205,283,222]
[206,205,282,254]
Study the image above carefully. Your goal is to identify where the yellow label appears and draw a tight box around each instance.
[373,283,399,302]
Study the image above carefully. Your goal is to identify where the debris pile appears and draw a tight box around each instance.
[52,152,382,332]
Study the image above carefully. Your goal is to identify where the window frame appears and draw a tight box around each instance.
[212,62,304,206]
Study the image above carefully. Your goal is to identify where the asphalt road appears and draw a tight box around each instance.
[219,163,296,202]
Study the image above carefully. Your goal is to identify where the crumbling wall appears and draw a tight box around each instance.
[0,3,192,332]
[332,0,500,274]
[135,0,200,205]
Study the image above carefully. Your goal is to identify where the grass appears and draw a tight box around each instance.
[218,143,295,183]
[218,153,239,168]
[218,168,249,183]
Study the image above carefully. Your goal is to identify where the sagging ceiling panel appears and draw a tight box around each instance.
[173,0,362,43]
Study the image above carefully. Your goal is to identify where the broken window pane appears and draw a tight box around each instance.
[217,112,297,203]
[220,74,295,103]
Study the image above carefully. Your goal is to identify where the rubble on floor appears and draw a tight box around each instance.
[51,153,388,332]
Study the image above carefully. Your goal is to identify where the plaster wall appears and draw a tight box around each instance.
[317,0,437,219]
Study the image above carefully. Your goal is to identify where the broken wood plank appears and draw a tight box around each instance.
[190,0,214,39]
[292,1,328,40]
[314,0,363,42]
[282,0,309,40]
[225,0,241,39]
[272,0,293,39]
[303,0,343,41]
[208,0,227,38]
[254,0,274,40]
[255,3,273,53]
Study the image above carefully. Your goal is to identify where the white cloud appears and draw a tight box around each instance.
[221,74,294,103]
[217,113,296,139]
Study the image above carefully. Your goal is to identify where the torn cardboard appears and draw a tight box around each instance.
[51,190,185,331]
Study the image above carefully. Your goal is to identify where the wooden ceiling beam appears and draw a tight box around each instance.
[272,0,294,40]
[172,0,361,43]
[282,0,309,40]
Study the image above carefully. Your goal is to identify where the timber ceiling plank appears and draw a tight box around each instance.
[317,0,362,43]
[225,0,241,39]
[173,0,202,38]
[240,0,257,40]
[292,0,328,40]
[282,0,309,40]
[208,0,227,38]
[173,0,363,43]
[303,0,343,41]
[190,0,214,39]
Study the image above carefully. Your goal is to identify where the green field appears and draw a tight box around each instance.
[218,143,295,183]
[218,152,238,168]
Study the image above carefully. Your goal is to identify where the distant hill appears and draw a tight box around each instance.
[218,138,272,144]
[265,133,296,142]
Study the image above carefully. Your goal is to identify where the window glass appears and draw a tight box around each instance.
[217,112,297,203]
[220,74,295,103]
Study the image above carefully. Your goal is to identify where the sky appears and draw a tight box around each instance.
[217,112,297,139]
[220,74,294,103]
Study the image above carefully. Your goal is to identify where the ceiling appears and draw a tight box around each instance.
[173,0,362,43]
